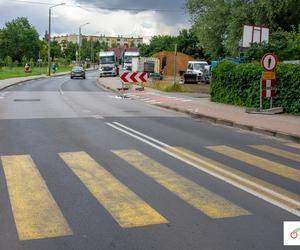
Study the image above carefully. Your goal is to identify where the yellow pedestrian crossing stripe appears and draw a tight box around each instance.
[207,146,300,182]
[286,143,300,150]
[113,150,250,219]
[59,151,167,228]
[168,147,300,209]
[1,145,300,241]
[250,145,300,163]
[1,155,72,241]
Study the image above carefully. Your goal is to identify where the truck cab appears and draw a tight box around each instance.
[123,51,140,71]
[99,51,119,77]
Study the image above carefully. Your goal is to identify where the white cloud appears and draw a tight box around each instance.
[0,0,190,40]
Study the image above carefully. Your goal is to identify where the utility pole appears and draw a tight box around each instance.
[48,3,65,76]
[47,8,51,76]
[174,44,177,85]
[78,22,90,65]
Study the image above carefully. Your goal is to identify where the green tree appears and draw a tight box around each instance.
[4,55,13,67]
[243,27,300,62]
[177,29,207,59]
[64,41,77,62]
[140,35,178,57]
[186,0,300,57]
[0,17,40,62]
[50,40,62,60]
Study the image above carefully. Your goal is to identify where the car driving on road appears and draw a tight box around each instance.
[70,66,86,79]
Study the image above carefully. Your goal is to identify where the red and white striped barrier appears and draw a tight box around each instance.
[120,72,147,84]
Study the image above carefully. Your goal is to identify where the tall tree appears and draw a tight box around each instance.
[50,40,62,60]
[140,35,178,57]
[0,17,40,62]
[186,0,300,57]
[64,41,77,62]
[177,29,207,59]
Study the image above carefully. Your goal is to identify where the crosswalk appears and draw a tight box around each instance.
[0,143,300,241]
[126,92,193,105]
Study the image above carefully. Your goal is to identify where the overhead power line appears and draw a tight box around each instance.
[10,0,185,13]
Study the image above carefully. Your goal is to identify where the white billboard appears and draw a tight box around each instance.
[242,25,269,48]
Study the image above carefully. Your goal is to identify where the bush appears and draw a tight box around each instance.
[145,80,190,92]
[211,60,300,115]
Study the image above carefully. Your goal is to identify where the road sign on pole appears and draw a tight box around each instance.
[261,53,278,71]
[120,72,148,84]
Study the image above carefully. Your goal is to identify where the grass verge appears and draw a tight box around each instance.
[144,80,191,92]
[0,66,72,80]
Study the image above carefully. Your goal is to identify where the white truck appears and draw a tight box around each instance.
[99,51,119,77]
[123,51,140,71]
[183,61,210,84]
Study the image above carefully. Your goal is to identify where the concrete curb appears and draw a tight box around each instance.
[155,104,300,143]
[0,72,71,91]
[96,79,300,143]
[97,79,121,94]
[0,69,97,91]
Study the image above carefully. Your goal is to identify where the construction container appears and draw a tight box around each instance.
[132,57,160,73]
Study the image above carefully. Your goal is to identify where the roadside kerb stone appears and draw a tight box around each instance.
[155,103,300,143]
[0,72,70,91]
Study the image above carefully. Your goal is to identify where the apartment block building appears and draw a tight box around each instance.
[53,34,143,48]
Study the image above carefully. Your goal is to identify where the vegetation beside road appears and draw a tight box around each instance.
[145,80,209,93]
[0,66,72,80]
[145,81,190,92]
[211,60,300,115]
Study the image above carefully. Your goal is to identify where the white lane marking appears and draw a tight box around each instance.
[91,115,104,119]
[107,122,300,218]
[58,87,64,95]
[112,122,169,147]
[82,110,91,113]
[58,78,72,95]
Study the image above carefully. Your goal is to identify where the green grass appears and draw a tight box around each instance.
[145,80,191,92]
[0,66,72,80]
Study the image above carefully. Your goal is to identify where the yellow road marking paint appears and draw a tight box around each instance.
[1,155,72,240]
[207,146,300,182]
[59,151,167,228]
[250,145,300,163]
[287,143,300,150]
[169,147,300,209]
[113,150,249,219]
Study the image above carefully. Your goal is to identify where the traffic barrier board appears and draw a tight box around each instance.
[120,72,148,84]
[262,79,276,98]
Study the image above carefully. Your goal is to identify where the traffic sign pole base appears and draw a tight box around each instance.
[245,107,283,115]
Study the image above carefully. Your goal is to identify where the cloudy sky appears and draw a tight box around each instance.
[0,0,190,41]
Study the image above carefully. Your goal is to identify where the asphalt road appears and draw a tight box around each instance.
[0,71,299,250]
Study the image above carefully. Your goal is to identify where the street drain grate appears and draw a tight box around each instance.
[14,99,41,102]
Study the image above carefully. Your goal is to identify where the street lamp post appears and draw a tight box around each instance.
[78,22,90,65]
[48,3,65,76]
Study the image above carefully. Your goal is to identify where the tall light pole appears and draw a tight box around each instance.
[48,3,65,76]
[78,22,90,65]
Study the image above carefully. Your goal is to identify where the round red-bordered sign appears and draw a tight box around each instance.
[261,53,278,71]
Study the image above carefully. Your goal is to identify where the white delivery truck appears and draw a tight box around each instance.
[99,51,119,77]
[123,51,140,71]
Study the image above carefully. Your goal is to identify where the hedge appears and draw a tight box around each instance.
[210,60,300,115]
